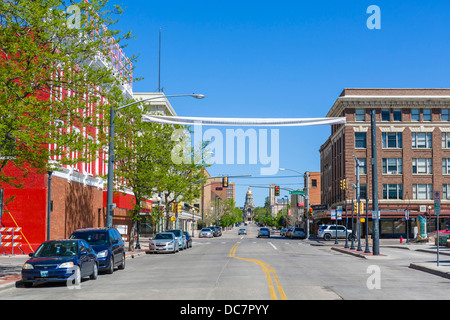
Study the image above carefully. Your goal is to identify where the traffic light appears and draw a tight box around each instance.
[343,179,347,190]
[275,186,280,196]
[171,203,176,213]
[354,203,358,214]
[177,202,182,213]
[359,202,365,215]
[222,177,228,188]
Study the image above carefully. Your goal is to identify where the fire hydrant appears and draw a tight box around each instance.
[400,236,403,243]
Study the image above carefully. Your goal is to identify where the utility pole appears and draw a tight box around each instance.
[371,110,380,255]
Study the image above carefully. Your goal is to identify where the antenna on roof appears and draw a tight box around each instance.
[158,28,162,93]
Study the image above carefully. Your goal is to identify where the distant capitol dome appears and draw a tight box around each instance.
[246,187,252,194]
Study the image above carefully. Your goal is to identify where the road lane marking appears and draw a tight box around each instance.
[228,242,287,300]
[268,242,277,250]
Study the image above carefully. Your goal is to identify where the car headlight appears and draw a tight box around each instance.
[58,262,74,269]
[97,250,109,258]
[22,263,34,270]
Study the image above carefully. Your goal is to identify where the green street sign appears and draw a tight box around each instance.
[289,190,305,195]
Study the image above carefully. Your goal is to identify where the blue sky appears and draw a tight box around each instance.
[109,0,450,207]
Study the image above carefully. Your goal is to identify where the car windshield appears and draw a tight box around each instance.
[166,230,182,237]
[202,228,211,231]
[34,241,78,258]
[154,233,173,240]
[295,228,304,232]
[261,228,269,231]
[70,232,109,245]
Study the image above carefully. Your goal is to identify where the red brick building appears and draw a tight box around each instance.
[320,89,450,238]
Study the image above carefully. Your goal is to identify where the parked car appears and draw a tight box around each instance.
[199,228,214,238]
[238,229,247,235]
[280,228,287,237]
[289,227,306,239]
[166,229,187,250]
[258,227,270,238]
[70,227,125,274]
[22,239,98,287]
[211,226,222,237]
[285,227,294,238]
[183,231,192,248]
[148,232,179,253]
[318,225,354,241]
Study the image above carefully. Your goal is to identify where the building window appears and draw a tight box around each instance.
[423,109,431,121]
[360,184,367,199]
[382,158,403,174]
[444,184,450,200]
[311,179,317,187]
[412,132,432,148]
[381,109,390,121]
[383,184,403,200]
[442,109,449,122]
[355,132,367,148]
[382,132,402,148]
[356,158,367,174]
[411,109,420,121]
[355,109,365,121]
[443,159,450,174]
[442,133,450,149]
[412,158,432,174]
[393,109,402,122]
[412,184,433,200]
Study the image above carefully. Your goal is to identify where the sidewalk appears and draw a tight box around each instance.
[324,238,450,279]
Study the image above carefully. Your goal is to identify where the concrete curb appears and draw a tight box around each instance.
[409,263,450,279]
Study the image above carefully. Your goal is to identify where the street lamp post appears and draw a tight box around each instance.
[105,94,204,228]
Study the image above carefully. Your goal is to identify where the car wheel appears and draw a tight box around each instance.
[118,253,126,270]
[90,263,98,280]
[324,234,331,241]
[106,256,114,274]
[23,281,33,288]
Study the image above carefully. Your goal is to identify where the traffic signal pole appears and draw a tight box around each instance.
[371,110,380,255]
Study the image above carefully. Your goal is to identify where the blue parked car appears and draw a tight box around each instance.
[166,229,187,250]
[21,239,98,288]
[69,227,125,274]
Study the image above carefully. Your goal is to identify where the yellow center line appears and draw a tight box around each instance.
[229,242,287,300]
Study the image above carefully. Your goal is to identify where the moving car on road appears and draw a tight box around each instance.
[257,227,270,238]
[70,227,125,274]
[148,232,179,253]
[238,229,247,235]
[22,239,98,287]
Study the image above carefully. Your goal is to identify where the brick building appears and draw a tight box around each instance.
[319,89,450,238]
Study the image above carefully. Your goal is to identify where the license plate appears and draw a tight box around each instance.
[40,271,49,277]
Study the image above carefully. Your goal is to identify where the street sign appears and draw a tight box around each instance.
[434,191,441,216]
[331,209,336,220]
[289,190,305,195]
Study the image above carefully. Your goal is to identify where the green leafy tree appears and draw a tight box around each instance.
[0,0,136,187]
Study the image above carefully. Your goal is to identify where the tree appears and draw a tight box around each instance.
[0,0,136,187]
[114,106,208,249]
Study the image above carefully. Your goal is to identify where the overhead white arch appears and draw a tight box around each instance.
[142,115,346,127]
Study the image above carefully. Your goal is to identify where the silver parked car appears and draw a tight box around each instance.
[288,227,306,239]
[148,233,179,253]
[318,225,354,241]
[199,228,213,238]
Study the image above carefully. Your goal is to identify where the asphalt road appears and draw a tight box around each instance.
[1,223,449,300]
